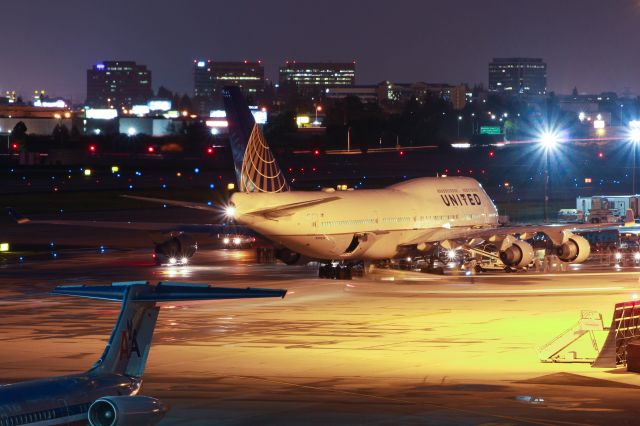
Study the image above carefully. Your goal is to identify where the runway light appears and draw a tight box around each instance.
[180,257,189,265]
[169,257,177,265]
[223,237,230,245]
[233,237,241,245]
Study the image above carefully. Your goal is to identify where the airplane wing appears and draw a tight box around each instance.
[7,208,251,235]
[403,222,618,249]
[245,196,341,219]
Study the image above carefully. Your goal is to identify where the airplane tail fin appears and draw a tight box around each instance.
[53,281,286,378]
[222,85,289,193]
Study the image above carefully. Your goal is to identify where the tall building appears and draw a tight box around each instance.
[86,61,152,108]
[193,60,265,115]
[278,61,356,100]
[488,58,547,95]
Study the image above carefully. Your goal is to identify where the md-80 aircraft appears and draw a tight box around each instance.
[0,281,286,425]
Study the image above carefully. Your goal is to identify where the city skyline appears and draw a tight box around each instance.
[2,0,640,101]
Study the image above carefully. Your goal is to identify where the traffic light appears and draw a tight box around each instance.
[206,147,214,155]
[11,143,18,151]
[147,146,155,153]
[313,148,320,156]
[88,144,97,153]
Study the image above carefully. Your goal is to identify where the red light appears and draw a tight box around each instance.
[489,150,495,157]
[399,150,405,156]
[147,146,155,153]
[444,168,449,173]
[313,149,320,156]
[206,147,214,154]
[89,144,96,152]
[11,143,18,150]
[288,167,293,172]
[598,152,604,158]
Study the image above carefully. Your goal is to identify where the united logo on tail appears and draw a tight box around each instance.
[223,86,289,193]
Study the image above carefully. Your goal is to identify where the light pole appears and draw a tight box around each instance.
[457,115,462,138]
[347,126,351,152]
[315,105,322,125]
[540,131,559,223]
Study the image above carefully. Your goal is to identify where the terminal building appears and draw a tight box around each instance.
[488,58,547,96]
[86,61,153,109]
[193,60,265,114]
[279,61,356,100]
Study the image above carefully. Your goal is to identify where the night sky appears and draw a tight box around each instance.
[2,0,639,102]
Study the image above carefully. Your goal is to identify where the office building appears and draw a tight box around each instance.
[86,61,152,109]
[193,60,265,114]
[279,61,356,99]
[488,58,547,95]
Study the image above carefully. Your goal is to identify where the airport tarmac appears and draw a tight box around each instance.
[2,222,640,424]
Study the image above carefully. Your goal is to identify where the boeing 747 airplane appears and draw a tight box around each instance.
[10,86,597,277]
[0,281,286,425]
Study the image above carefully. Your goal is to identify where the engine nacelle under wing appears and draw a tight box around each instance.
[557,235,591,263]
[88,395,168,426]
[154,235,197,259]
[499,240,534,268]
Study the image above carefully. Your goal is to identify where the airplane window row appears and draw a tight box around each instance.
[320,218,376,227]
[0,402,91,426]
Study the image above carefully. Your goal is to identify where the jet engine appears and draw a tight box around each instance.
[556,235,591,263]
[499,240,534,268]
[275,248,310,265]
[153,234,197,265]
[88,396,168,426]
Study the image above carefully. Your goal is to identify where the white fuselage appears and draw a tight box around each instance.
[230,177,499,260]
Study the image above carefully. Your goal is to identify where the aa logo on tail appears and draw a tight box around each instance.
[119,319,141,360]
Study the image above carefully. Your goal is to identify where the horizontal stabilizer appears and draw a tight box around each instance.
[52,281,287,302]
[122,195,219,212]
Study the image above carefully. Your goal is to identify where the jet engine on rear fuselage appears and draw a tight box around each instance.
[153,234,197,265]
[88,395,168,426]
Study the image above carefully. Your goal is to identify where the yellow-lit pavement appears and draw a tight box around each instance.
[1,248,640,424]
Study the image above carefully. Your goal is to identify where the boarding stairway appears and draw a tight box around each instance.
[538,310,605,363]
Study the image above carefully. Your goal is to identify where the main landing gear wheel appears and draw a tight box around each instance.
[318,264,353,280]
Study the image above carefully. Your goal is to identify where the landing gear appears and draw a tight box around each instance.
[318,263,353,280]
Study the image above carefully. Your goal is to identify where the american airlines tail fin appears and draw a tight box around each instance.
[222,85,289,193]
[53,281,286,378]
